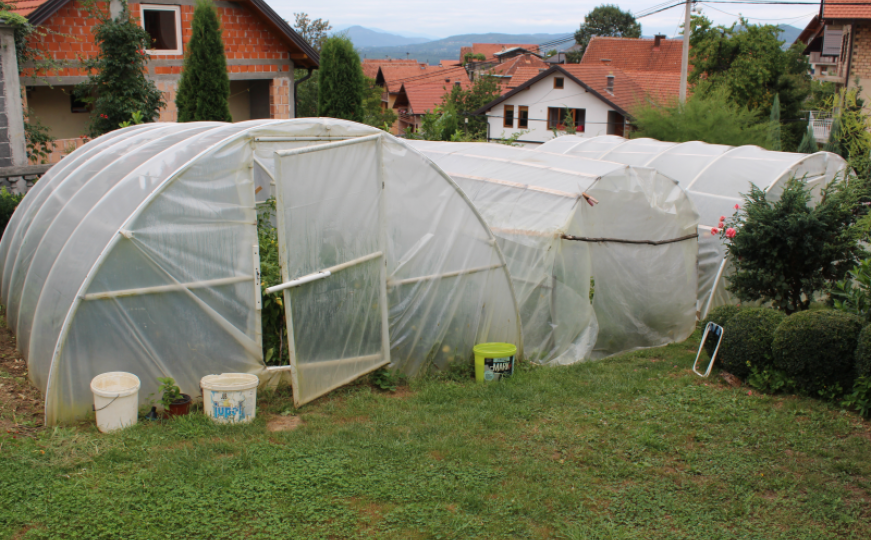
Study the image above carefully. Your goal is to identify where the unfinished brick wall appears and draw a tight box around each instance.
[851,23,871,80]
[269,78,291,119]
[23,1,293,84]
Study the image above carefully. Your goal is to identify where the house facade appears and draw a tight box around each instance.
[474,64,680,145]
[9,0,317,163]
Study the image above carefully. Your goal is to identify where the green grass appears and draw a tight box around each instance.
[1,330,870,539]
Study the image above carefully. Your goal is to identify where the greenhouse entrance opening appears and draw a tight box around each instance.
[268,135,391,406]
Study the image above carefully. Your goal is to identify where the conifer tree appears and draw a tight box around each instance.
[317,36,364,121]
[176,0,231,122]
[797,124,819,154]
[768,94,782,151]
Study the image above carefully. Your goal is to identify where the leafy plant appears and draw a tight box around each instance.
[747,366,796,394]
[257,199,289,366]
[361,76,398,129]
[832,257,871,321]
[841,375,871,418]
[157,377,183,409]
[74,3,165,137]
[771,309,863,395]
[176,0,232,122]
[718,307,784,378]
[699,304,741,356]
[117,111,145,129]
[721,177,869,314]
[854,324,871,377]
[370,367,405,392]
[23,111,54,164]
[0,188,24,237]
[496,129,530,146]
[463,52,486,64]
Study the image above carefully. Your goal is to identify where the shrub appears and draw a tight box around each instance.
[855,325,871,378]
[318,36,364,121]
[772,310,863,394]
[832,256,871,322]
[717,307,785,378]
[700,304,742,357]
[175,0,231,122]
[0,187,24,237]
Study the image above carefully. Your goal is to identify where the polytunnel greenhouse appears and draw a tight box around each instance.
[409,140,700,364]
[537,136,850,317]
[0,119,521,422]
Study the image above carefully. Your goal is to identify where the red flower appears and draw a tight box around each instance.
[726,228,737,239]
[718,221,725,229]
[734,204,740,210]
[711,227,719,235]
[719,215,726,221]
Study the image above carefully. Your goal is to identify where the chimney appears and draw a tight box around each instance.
[606,73,615,93]
[654,34,666,51]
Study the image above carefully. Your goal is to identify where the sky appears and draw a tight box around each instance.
[268,0,821,40]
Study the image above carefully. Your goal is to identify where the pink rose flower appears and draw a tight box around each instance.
[726,227,736,239]
[734,204,740,210]
[711,227,719,235]
[719,216,726,221]
[718,221,725,229]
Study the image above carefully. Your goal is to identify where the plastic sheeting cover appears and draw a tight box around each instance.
[537,136,849,317]
[0,119,521,423]
[410,140,699,364]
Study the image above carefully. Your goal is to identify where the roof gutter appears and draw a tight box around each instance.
[294,68,315,115]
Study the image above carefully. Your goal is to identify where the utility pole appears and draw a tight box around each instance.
[680,0,692,103]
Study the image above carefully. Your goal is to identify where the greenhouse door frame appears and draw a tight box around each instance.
[268,134,391,407]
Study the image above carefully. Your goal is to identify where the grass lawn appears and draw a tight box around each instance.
[1,329,870,539]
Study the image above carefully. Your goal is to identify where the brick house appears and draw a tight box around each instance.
[795,1,871,139]
[8,0,317,163]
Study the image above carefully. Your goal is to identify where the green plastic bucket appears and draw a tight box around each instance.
[473,342,517,382]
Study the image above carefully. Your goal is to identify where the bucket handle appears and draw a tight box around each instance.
[92,395,121,412]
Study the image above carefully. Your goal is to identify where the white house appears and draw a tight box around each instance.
[473,64,681,145]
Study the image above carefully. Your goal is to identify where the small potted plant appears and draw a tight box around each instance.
[158,377,192,417]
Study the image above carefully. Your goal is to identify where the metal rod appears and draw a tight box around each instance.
[388,263,504,287]
[81,275,253,301]
[560,233,698,246]
[255,137,360,142]
[274,134,381,158]
[265,251,383,295]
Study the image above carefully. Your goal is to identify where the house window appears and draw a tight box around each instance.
[554,77,564,89]
[141,5,182,55]
[518,106,528,129]
[70,93,89,113]
[547,107,585,132]
[503,105,515,128]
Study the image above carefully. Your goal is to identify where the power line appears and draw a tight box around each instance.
[699,3,818,19]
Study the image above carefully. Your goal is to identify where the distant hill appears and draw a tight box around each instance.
[335,26,431,48]
[777,24,802,48]
[358,32,575,64]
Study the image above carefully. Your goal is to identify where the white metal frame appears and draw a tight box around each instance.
[273,134,391,407]
[139,4,183,56]
[693,322,723,377]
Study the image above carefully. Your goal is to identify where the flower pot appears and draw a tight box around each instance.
[165,393,192,417]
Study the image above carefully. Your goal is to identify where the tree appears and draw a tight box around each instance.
[441,75,501,139]
[630,89,770,147]
[292,12,331,53]
[362,77,397,129]
[721,178,869,314]
[292,13,330,118]
[318,36,364,121]
[574,5,641,57]
[689,16,810,150]
[768,94,782,151]
[74,4,164,137]
[175,0,231,122]
[796,124,819,154]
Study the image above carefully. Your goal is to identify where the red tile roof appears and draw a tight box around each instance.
[506,66,546,90]
[395,67,471,114]
[459,43,541,62]
[4,0,48,16]
[441,60,460,67]
[623,69,682,106]
[822,0,871,19]
[580,36,685,72]
[361,59,420,80]
[559,65,653,113]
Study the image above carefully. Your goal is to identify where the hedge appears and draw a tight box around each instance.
[856,325,871,378]
[718,307,785,378]
[772,310,863,393]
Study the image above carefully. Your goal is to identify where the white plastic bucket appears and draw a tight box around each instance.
[90,372,141,433]
[201,373,259,424]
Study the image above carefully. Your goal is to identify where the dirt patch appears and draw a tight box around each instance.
[429,450,444,461]
[0,310,44,435]
[267,415,303,432]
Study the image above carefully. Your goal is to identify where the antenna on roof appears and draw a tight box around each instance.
[406,52,410,60]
